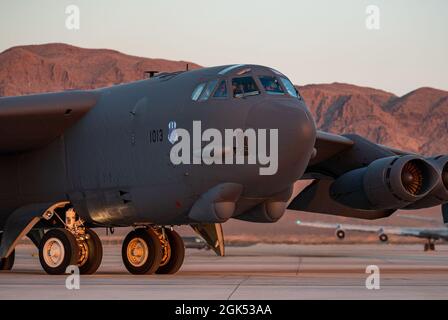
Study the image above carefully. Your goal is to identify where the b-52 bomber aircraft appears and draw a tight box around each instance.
[0,64,447,275]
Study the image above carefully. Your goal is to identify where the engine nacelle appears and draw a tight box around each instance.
[330,155,439,210]
[405,155,448,209]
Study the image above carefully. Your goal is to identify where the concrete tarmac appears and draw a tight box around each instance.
[0,244,447,299]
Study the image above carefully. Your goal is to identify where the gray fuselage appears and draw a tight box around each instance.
[0,65,316,228]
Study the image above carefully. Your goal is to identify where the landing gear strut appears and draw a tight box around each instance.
[38,208,103,275]
[424,238,436,252]
[156,228,185,274]
[121,227,185,275]
[0,233,14,271]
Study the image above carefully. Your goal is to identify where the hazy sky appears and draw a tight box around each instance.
[0,0,447,95]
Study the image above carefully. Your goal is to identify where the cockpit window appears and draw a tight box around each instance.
[280,77,299,98]
[191,83,206,101]
[199,80,218,101]
[232,77,260,98]
[259,76,284,95]
[213,80,228,98]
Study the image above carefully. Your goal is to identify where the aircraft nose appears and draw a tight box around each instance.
[245,99,316,178]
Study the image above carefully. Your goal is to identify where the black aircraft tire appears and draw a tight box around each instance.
[122,228,162,275]
[79,229,103,275]
[336,230,345,240]
[39,229,79,275]
[156,229,185,275]
[0,234,15,271]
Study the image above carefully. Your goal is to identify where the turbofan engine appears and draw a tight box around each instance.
[405,155,448,209]
[330,155,439,210]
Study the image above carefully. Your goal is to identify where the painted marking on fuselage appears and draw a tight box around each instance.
[149,129,163,143]
[168,121,178,144]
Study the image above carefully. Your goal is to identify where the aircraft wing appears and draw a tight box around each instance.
[307,131,354,166]
[296,220,382,233]
[0,90,99,154]
[288,130,423,219]
[396,213,442,224]
[308,130,411,169]
[380,226,448,240]
[296,220,448,240]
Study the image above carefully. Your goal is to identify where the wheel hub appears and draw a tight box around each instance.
[127,238,149,267]
[43,238,65,268]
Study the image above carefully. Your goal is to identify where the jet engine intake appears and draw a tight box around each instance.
[405,155,448,209]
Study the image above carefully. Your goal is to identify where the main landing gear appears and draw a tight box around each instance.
[122,227,185,275]
[29,207,184,275]
[38,208,103,275]
[38,223,185,275]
